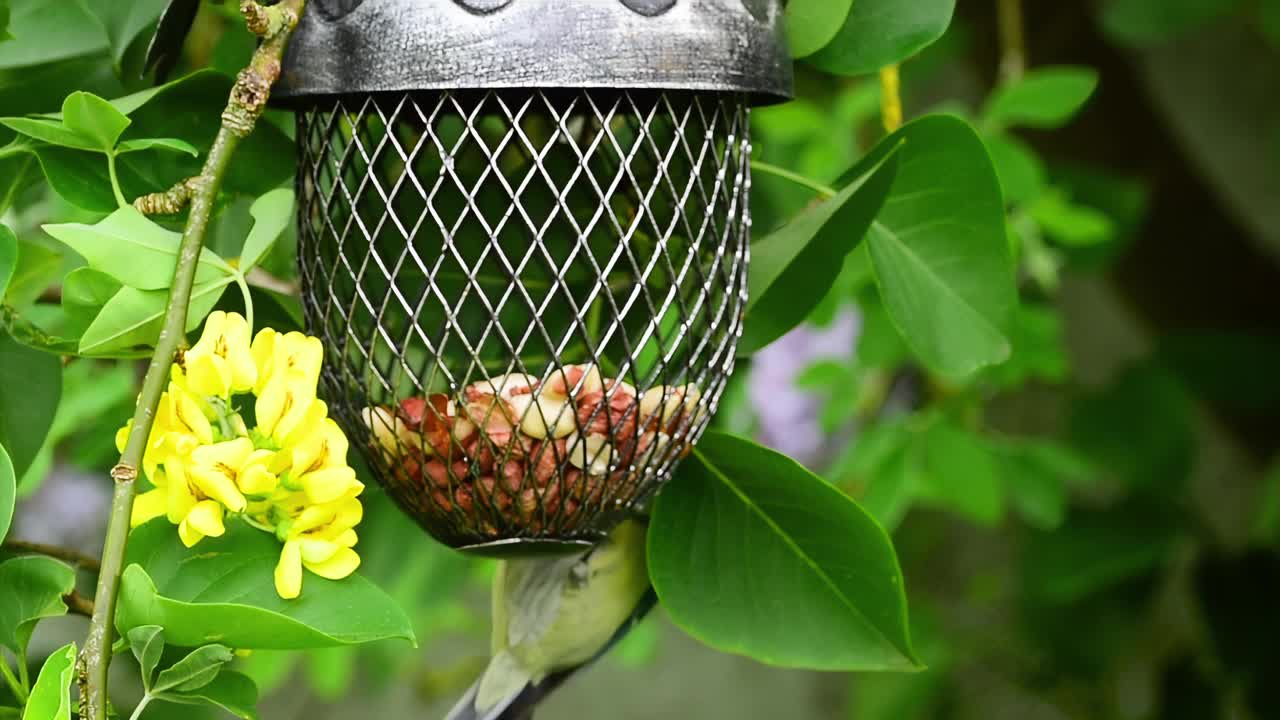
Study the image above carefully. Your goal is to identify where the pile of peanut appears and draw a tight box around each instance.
[362,364,703,534]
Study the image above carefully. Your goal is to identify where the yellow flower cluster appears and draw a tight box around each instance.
[118,312,364,600]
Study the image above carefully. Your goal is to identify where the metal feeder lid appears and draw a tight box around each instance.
[276,0,793,105]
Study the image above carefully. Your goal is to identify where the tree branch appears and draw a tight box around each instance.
[64,590,95,618]
[77,3,306,718]
[997,0,1027,84]
[1,540,102,573]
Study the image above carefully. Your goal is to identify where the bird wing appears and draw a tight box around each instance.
[503,555,578,650]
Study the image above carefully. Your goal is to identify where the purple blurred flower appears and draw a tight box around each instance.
[747,308,860,467]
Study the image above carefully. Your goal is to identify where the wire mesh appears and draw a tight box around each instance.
[295,88,750,554]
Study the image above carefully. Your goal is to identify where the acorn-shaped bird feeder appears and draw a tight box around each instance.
[277,0,792,555]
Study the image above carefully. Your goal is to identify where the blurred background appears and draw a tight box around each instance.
[7,1,1280,718]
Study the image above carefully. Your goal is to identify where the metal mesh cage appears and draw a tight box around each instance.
[296,88,750,554]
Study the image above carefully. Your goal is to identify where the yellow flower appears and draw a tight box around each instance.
[188,437,276,513]
[115,384,206,485]
[256,375,320,444]
[273,495,363,599]
[251,328,323,397]
[275,418,361,504]
[150,454,228,547]
[130,487,168,527]
[185,311,258,398]
[178,499,226,548]
[162,382,216,446]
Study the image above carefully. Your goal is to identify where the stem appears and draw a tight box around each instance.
[879,65,903,133]
[107,152,128,209]
[748,160,836,199]
[78,4,305,718]
[15,650,28,696]
[127,694,152,720]
[1,540,101,572]
[234,271,255,332]
[0,657,26,704]
[748,161,836,199]
[997,0,1027,83]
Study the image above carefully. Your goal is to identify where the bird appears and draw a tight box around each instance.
[444,518,655,720]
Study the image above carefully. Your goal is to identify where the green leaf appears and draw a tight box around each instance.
[0,0,10,41]
[153,645,234,694]
[0,152,40,216]
[43,208,231,291]
[155,670,259,720]
[21,642,75,720]
[80,0,169,64]
[3,240,61,309]
[649,431,918,670]
[866,115,1017,377]
[807,0,956,76]
[128,625,166,691]
[0,307,84,358]
[0,332,61,479]
[987,303,1069,388]
[78,278,231,356]
[117,519,416,650]
[785,0,854,58]
[1102,0,1242,46]
[829,419,920,533]
[61,267,123,335]
[915,421,1004,527]
[116,138,199,156]
[0,445,12,543]
[742,147,901,351]
[31,146,157,214]
[1027,189,1115,247]
[0,556,75,656]
[61,92,130,152]
[0,118,100,152]
[238,189,294,271]
[983,133,1046,205]
[0,224,14,300]
[982,66,1099,131]
[993,439,1094,531]
[742,147,900,353]
[0,1,109,69]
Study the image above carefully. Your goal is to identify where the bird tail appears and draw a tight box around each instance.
[442,650,534,720]
[441,589,660,720]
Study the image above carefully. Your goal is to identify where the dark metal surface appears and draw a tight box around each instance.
[276,0,791,105]
[295,89,750,552]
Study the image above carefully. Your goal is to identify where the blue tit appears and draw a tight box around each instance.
[445,518,653,720]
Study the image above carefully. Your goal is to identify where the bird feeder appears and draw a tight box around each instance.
[276,0,791,555]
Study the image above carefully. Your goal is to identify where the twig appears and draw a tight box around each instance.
[1,540,102,573]
[997,0,1027,84]
[77,3,306,719]
[63,590,95,618]
[878,65,903,133]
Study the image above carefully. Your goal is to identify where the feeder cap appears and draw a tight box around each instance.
[276,0,793,105]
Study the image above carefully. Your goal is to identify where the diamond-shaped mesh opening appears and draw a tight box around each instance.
[296,89,750,553]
